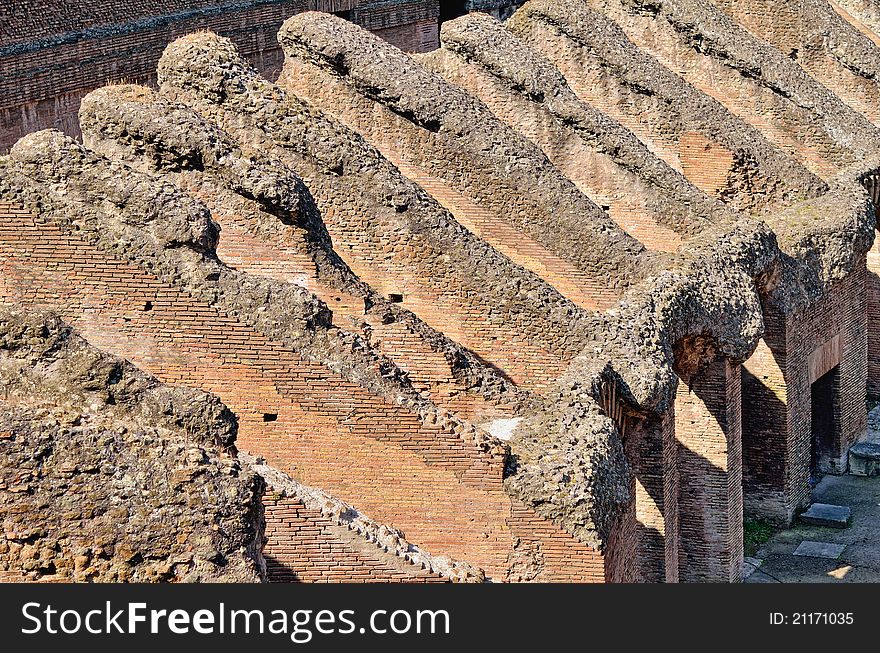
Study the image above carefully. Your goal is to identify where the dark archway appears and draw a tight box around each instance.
[440,1,468,27]
[811,364,840,483]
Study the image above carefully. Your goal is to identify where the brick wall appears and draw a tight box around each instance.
[512,19,686,177]
[352,0,437,31]
[678,131,736,199]
[624,408,679,582]
[262,494,446,582]
[589,1,856,180]
[507,500,608,582]
[511,10,821,216]
[297,164,577,392]
[0,1,440,151]
[172,173,504,421]
[423,48,684,254]
[0,1,353,46]
[867,236,880,397]
[601,493,640,583]
[0,202,613,581]
[742,260,868,524]
[183,78,591,394]
[371,18,438,52]
[387,158,611,311]
[709,0,880,127]
[1,1,310,150]
[741,328,790,522]
[674,358,744,582]
[789,261,868,473]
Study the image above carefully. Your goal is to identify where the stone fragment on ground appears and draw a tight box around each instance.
[793,541,846,559]
[799,503,852,528]
[742,557,763,579]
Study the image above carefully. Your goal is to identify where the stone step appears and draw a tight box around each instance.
[742,556,763,580]
[799,503,852,529]
[849,442,880,476]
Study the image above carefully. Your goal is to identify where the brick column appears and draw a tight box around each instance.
[867,236,880,399]
[742,308,792,524]
[675,359,743,582]
[830,262,868,472]
[601,488,640,583]
[624,408,679,582]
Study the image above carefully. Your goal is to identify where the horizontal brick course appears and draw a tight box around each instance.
[0,201,611,582]
[0,1,440,151]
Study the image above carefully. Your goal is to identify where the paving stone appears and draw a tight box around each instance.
[799,503,852,528]
[742,557,763,579]
[793,541,846,559]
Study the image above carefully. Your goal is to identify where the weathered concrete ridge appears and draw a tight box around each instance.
[834,0,880,42]
[582,0,880,179]
[156,30,600,392]
[277,11,659,308]
[78,83,532,420]
[427,12,736,252]
[709,0,880,126]
[508,0,828,215]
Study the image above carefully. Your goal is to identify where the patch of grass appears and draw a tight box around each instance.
[744,518,776,557]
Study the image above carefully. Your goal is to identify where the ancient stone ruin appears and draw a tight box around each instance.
[0,1,453,151]
[2,0,880,582]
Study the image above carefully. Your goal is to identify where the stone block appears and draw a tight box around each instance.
[799,503,852,529]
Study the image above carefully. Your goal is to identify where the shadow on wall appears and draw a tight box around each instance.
[741,366,789,523]
[677,364,743,583]
[634,521,665,580]
[810,366,840,479]
[677,444,739,582]
[625,403,743,583]
[265,554,302,583]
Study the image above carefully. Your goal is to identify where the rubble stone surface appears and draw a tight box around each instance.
[0,307,266,582]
